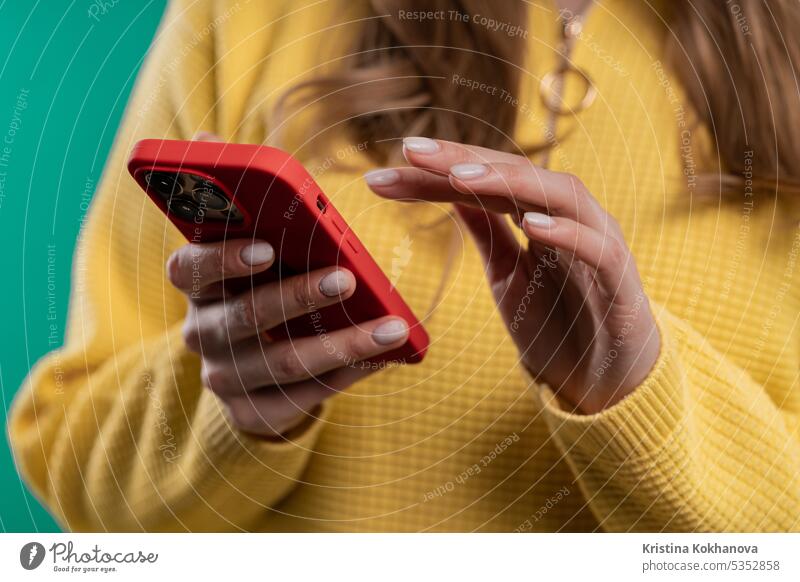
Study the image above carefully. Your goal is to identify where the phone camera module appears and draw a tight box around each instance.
[147,171,242,223]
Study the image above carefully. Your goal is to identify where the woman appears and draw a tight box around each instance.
[9,0,800,531]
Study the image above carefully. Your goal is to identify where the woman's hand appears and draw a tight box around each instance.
[365,137,660,414]
[166,239,410,437]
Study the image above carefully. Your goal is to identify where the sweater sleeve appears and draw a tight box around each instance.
[530,302,800,532]
[8,0,327,532]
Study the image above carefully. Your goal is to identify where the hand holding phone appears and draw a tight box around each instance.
[165,236,411,437]
[128,137,428,436]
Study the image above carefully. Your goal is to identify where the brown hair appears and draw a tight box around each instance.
[275,0,800,197]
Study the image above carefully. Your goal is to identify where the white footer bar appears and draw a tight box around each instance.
[1,533,798,580]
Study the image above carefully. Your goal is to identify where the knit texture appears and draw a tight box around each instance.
[9,0,800,531]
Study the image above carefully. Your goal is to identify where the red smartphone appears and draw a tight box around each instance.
[127,139,428,364]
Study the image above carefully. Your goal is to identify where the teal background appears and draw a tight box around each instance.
[0,1,168,532]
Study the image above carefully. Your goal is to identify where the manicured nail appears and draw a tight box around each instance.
[319,270,352,297]
[240,242,274,266]
[372,319,409,345]
[364,169,400,187]
[403,137,440,154]
[450,163,488,180]
[523,212,555,229]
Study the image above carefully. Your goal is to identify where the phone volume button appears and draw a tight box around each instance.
[331,216,347,234]
[330,215,357,252]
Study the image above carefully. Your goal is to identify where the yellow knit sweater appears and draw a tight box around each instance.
[9,0,800,532]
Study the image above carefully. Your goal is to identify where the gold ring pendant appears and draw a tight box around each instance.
[540,63,597,115]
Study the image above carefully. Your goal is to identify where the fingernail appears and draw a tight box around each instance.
[372,319,409,345]
[523,212,555,229]
[403,137,440,154]
[450,163,488,180]
[364,169,400,187]
[240,242,274,265]
[319,270,352,297]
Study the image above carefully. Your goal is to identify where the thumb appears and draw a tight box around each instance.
[192,130,222,142]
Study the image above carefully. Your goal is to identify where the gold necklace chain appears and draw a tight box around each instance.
[540,9,598,116]
[539,8,597,168]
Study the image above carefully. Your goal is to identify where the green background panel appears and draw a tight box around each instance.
[0,0,168,532]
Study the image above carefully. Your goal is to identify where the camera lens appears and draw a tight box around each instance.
[146,171,183,198]
[168,197,200,221]
[191,181,229,210]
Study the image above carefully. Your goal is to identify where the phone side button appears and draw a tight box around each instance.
[346,238,359,254]
[331,216,347,234]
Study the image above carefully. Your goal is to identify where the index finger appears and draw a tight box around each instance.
[401,137,606,229]
[401,137,519,174]
[166,239,275,294]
